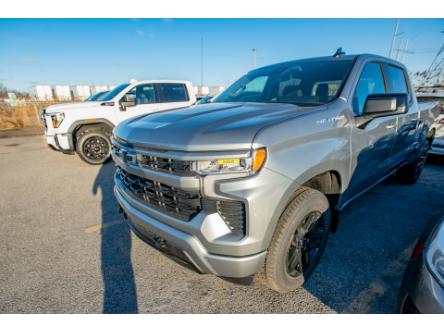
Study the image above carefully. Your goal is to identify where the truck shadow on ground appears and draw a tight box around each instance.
[93,162,138,314]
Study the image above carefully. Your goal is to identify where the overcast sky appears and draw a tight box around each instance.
[0,18,443,91]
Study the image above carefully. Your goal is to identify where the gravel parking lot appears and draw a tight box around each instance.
[1,134,443,314]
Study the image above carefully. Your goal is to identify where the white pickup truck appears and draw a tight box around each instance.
[42,80,196,164]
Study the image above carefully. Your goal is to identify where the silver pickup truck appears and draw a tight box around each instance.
[112,53,440,292]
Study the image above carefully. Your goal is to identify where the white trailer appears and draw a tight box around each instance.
[33,85,53,101]
[70,85,91,100]
[90,85,109,94]
[52,85,71,100]
[209,86,225,96]
[195,86,210,97]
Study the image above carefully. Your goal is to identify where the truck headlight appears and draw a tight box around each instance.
[50,112,65,128]
[425,218,444,288]
[194,148,267,175]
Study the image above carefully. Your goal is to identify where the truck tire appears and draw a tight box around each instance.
[76,127,112,165]
[395,141,429,185]
[260,187,331,293]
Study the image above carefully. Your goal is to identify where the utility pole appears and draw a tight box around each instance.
[200,37,204,88]
[252,48,257,69]
[396,38,405,61]
[401,39,409,63]
[389,19,400,58]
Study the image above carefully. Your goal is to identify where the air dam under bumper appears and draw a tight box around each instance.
[114,186,267,278]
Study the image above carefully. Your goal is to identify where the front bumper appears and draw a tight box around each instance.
[45,133,74,153]
[115,185,267,278]
[400,259,444,314]
[112,139,294,277]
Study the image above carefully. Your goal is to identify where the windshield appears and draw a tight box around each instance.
[96,83,129,101]
[213,59,354,106]
[86,91,107,101]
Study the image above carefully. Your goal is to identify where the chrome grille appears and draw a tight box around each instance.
[116,168,201,221]
[112,144,194,176]
[138,154,194,176]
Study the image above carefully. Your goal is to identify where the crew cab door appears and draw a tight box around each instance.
[343,62,398,203]
[118,83,161,120]
[154,83,192,111]
[117,83,191,121]
[382,64,418,167]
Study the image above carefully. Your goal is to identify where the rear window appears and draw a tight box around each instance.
[384,65,410,98]
[158,83,189,103]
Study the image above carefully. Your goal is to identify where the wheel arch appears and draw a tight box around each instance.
[67,119,115,150]
[264,168,344,247]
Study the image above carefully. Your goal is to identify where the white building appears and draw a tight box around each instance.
[33,85,53,101]
[70,85,91,100]
[52,85,71,100]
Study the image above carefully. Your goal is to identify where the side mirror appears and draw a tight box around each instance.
[363,93,407,115]
[119,94,136,111]
[356,93,408,128]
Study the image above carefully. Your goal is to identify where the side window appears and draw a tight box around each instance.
[135,84,156,105]
[383,65,410,100]
[352,63,386,116]
[158,83,189,103]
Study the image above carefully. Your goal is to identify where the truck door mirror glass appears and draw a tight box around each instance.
[363,93,407,115]
[356,93,408,128]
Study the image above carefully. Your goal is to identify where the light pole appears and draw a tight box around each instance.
[389,19,400,58]
[200,37,204,88]
[252,48,257,69]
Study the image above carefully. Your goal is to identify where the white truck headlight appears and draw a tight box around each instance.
[50,112,65,128]
[425,218,444,288]
[194,148,267,175]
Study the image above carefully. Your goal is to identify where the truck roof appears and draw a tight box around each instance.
[251,53,406,73]
[126,79,192,85]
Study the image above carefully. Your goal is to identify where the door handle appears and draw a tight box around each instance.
[385,125,395,129]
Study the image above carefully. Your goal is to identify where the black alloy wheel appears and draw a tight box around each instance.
[287,211,328,278]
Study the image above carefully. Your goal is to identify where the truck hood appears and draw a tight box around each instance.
[114,102,321,151]
[44,101,101,113]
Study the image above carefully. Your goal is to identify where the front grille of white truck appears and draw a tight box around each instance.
[117,167,201,221]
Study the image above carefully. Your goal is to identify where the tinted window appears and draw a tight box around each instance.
[133,84,156,104]
[96,83,129,101]
[86,91,108,101]
[213,59,354,106]
[158,83,189,102]
[352,63,386,115]
[384,65,409,96]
